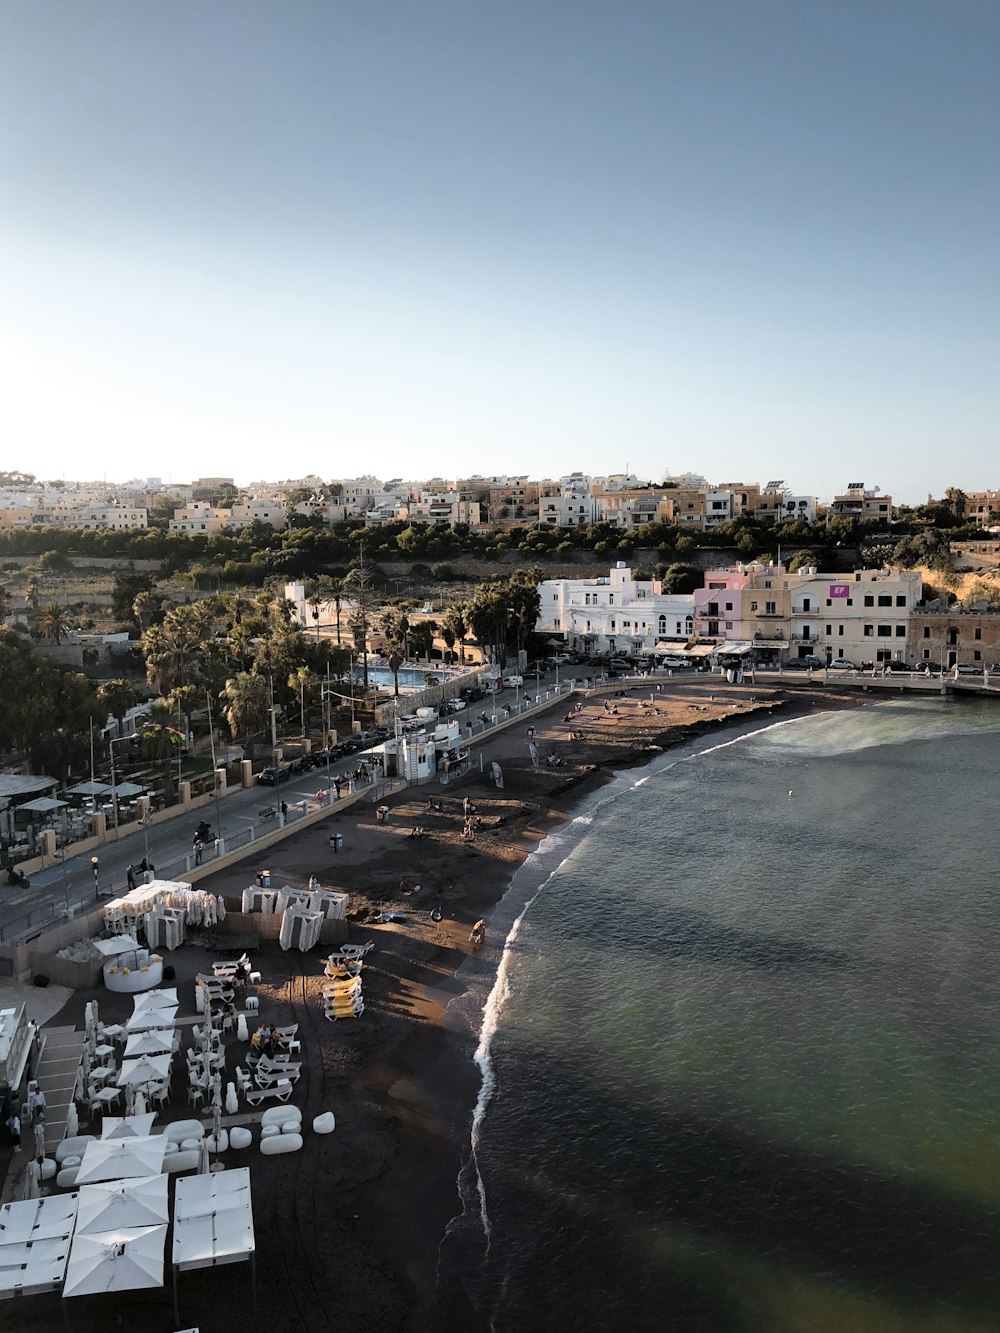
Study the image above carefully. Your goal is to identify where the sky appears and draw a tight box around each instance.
[1,0,997,502]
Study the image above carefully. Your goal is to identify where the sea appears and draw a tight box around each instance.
[435,695,1000,1333]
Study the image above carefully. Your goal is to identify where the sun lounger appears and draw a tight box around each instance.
[323,1002,364,1021]
[255,1066,300,1088]
[246,1081,294,1106]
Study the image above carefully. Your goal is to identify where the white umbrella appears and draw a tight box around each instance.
[197,1137,210,1175]
[76,1136,167,1184]
[211,1072,222,1112]
[118,1055,171,1088]
[101,1114,156,1140]
[133,1089,147,1118]
[23,1160,40,1201]
[225,1082,238,1116]
[236,1014,249,1043]
[132,988,178,1013]
[126,1007,177,1033]
[123,1029,173,1060]
[63,1224,166,1296]
[75,1175,169,1234]
[217,895,226,920]
[33,1123,46,1160]
[65,1102,79,1140]
[124,1084,136,1117]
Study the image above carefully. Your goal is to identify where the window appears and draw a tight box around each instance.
[764,581,772,588]
[864,595,874,607]
[896,595,906,607]
[975,627,982,640]
[610,620,616,631]
[826,598,832,606]
[765,601,776,614]
[923,649,931,659]
[877,624,891,636]
[708,602,719,616]
[825,625,832,636]
[877,594,892,607]
[895,625,905,637]
[725,602,732,611]
[802,598,811,611]
[846,599,853,606]
[923,626,930,638]
[838,625,844,636]
[725,621,732,630]
[750,601,758,611]
[609,594,614,605]
[974,650,982,661]
[864,625,873,637]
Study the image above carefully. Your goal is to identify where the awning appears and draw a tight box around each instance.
[18,797,69,814]
[714,641,754,657]
[65,781,113,797]
[113,782,148,798]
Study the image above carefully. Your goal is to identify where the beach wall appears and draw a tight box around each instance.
[0,905,105,982]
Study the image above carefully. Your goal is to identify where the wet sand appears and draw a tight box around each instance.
[2,678,860,1333]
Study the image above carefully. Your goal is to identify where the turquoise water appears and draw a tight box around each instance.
[437,698,1000,1332]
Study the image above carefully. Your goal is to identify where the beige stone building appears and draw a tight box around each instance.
[907,606,1000,669]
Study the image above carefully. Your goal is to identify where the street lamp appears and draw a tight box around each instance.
[91,855,99,898]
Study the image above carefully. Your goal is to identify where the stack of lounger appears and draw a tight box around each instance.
[321,944,371,1021]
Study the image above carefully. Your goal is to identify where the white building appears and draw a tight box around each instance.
[537,562,695,657]
[169,502,230,534]
[228,497,287,530]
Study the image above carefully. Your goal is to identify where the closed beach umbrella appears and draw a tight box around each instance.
[133,1089,147,1118]
[33,1122,46,1160]
[225,1082,238,1116]
[23,1160,40,1201]
[65,1102,79,1140]
[197,1137,210,1175]
[236,1015,249,1043]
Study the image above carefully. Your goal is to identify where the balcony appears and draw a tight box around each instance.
[789,632,818,643]
[753,631,786,643]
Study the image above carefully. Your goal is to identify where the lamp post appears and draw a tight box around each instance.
[91,855,99,899]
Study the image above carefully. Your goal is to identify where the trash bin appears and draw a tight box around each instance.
[262,870,271,887]
[329,833,343,853]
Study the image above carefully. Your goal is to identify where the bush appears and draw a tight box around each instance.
[431,563,455,581]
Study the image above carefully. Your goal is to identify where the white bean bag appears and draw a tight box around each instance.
[229,1127,252,1150]
[180,1138,201,1153]
[163,1140,178,1154]
[260,1125,280,1139]
[260,1132,302,1155]
[261,1105,301,1129]
[40,1158,57,1180]
[164,1120,204,1144]
[60,1155,81,1169]
[206,1130,229,1153]
[312,1112,336,1135]
[56,1166,80,1189]
[56,1135,95,1164]
[164,1149,201,1174]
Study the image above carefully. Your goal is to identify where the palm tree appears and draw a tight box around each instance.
[287,666,315,739]
[409,620,437,661]
[387,650,404,697]
[321,576,347,645]
[25,577,40,612]
[0,586,11,625]
[443,605,467,664]
[222,672,271,744]
[97,678,140,731]
[39,602,70,644]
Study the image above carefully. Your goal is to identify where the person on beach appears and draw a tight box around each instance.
[469,920,485,948]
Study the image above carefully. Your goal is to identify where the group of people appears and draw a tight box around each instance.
[6,1085,46,1157]
[125,858,155,891]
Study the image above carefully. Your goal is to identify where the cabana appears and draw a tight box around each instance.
[0,1195,78,1299]
[64,1224,166,1297]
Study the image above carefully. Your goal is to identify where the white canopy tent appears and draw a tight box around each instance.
[101,1113,157,1141]
[0,1195,78,1300]
[65,781,113,798]
[124,1029,174,1059]
[172,1168,255,1271]
[18,797,69,814]
[75,1175,169,1235]
[64,1224,167,1297]
[92,934,140,958]
[77,1135,167,1184]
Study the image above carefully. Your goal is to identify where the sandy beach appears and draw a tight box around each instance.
[0,676,863,1333]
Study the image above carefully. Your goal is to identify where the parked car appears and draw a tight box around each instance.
[659,656,693,670]
[255,766,290,785]
[444,698,467,712]
[956,663,983,675]
[501,675,524,688]
[829,660,860,671]
[784,658,816,670]
[551,653,573,664]
[465,687,486,702]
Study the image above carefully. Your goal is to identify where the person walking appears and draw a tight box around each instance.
[6,1110,20,1149]
[193,839,204,866]
[126,864,137,891]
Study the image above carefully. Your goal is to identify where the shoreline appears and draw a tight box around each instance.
[327,680,868,1333]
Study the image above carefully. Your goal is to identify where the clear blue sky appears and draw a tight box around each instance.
[1,0,997,501]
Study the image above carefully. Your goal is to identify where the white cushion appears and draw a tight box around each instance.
[164,1149,201,1174]
[206,1130,229,1153]
[56,1135,95,1163]
[261,1105,301,1128]
[163,1140,179,1154]
[260,1132,302,1155]
[61,1154,81,1169]
[180,1137,201,1152]
[56,1167,80,1189]
[39,1158,57,1180]
[229,1127,252,1150]
[312,1112,336,1135]
[260,1125,280,1139]
[163,1119,204,1144]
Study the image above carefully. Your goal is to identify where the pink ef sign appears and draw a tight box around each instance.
[828,584,850,598]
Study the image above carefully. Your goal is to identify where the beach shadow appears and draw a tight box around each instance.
[469,1052,1000,1328]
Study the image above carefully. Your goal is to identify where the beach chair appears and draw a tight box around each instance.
[235,1067,252,1095]
[323,1002,364,1021]
[246,1081,294,1107]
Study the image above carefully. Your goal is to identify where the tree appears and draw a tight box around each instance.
[97,678,140,730]
[892,530,952,573]
[0,586,10,624]
[112,572,155,623]
[386,649,404,697]
[287,665,315,738]
[222,672,271,744]
[465,571,541,668]
[345,558,376,692]
[39,602,70,644]
[36,549,72,573]
[659,563,702,595]
[443,605,467,663]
